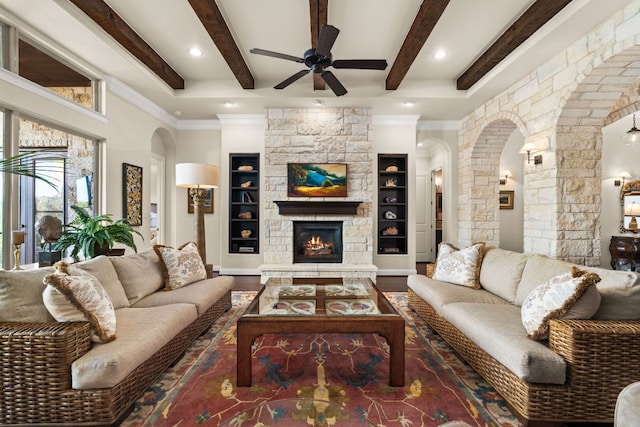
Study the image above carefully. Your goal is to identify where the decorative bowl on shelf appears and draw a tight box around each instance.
[241,229,252,238]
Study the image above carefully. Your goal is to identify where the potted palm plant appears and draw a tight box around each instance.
[55,205,143,260]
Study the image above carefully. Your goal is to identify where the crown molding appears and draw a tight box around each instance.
[417,120,461,131]
[372,114,421,126]
[106,76,178,127]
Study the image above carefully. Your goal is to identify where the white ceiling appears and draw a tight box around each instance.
[0,0,634,121]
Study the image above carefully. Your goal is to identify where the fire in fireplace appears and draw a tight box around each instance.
[293,221,343,263]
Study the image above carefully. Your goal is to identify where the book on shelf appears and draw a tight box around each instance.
[238,246,255,253]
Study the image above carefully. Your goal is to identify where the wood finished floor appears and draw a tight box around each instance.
[227,262,428,292]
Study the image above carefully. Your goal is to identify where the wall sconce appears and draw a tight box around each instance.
[614,171,632,187]
[623,113,640,144]
[499,170,512,185]
[519,142,542,164]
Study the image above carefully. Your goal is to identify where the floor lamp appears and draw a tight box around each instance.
[176,163,219,264]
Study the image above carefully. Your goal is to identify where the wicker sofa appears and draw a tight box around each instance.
[408,246,640,426]
[0,249,234,426]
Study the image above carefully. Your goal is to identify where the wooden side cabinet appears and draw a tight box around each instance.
[229,153,260,254]
[609,235,640,271]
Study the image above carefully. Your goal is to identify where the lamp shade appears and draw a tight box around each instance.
[176,163,219,189]
[625,201,640,216]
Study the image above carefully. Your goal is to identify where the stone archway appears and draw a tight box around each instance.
[554,45,640,265]
[458,113,527,247]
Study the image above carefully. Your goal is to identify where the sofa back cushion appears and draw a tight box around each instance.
[70,256,130,309]
[109,249,164,304]
[0,268,55,322]
[517,254,640,319]
[516,255,574,306]
[582,266,640,320]
[479,246,529,303]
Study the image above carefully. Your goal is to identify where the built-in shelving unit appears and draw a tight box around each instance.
[377,154,407,254]
[229,153,260,254]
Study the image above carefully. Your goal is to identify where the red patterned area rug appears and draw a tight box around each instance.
[121,292,520,426]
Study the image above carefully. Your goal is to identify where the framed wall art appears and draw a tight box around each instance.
[287,163,347,197]
[122,163,143,225]
[499,190,514,210]
[187,189,214,214]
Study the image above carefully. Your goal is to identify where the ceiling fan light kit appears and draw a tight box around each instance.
[250,24,387,96]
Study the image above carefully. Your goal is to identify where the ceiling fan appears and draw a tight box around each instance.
[250,24,388,96]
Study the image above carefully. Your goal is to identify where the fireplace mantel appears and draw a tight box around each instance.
[274,200,362,215]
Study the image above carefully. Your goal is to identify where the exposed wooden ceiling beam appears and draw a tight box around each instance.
[310,0,328,91]
[457,0,573,90]
[188,0,254,90]
[68,0,184,90]
[386,0,450,91]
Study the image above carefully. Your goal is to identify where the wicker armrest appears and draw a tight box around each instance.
[426,263,435,278]
[0,321,92,392]
[548,319,640,386]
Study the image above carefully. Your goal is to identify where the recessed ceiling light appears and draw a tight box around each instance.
[402,101,415,107]
[189,47,202,57]
[223,101,236,108]
[434,49,447,60]
[417,142,424,147]
[314,99,325,106]
[174,110,182,116]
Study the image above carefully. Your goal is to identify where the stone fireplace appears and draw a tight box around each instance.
[293,221,343,263]
[260,108,377,282]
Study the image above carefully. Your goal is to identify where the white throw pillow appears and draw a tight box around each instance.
[43,264,116,343]
[521,267,601,340]
[154,242,207,290]
[432,242,485,289]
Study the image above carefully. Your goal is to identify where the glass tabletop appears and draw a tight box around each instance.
[219,398,376,426]
[244,278,396,317]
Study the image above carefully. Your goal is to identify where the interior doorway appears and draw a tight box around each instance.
[433,168,443,258]
[150,155,165,246]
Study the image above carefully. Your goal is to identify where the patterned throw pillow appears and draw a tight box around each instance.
[42,262,116,343]
[154,242,207,290]
[521,267,601,340]
[432,242,485,289]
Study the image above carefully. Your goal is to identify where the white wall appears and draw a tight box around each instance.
[174,127,223,266]
[601,112,640,268]
[499,130,524,252]
[372,116,419,274]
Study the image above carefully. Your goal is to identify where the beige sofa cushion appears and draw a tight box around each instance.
[109,249,164,304]
[516,254,640,319]
[432,242,485,289]
[479,247,529,303]
[408,274,509,309]
[71,256,130,309]
[440,302,567,384]
[515,255,574,306]
[43,271,117,343]
[133,275,234,316]
[521,268,601,340]
[583,266,640,320]
[0,268,55,322]
[71,303,197,389]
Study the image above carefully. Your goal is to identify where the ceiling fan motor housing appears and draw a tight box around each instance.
[304,48,332,72]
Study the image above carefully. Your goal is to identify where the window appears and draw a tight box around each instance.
[18,38,97,110]
[18,118,96,264]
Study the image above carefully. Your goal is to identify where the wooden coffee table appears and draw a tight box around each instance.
[236,277,405,387]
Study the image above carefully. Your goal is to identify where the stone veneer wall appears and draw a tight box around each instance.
[457,1,640,265]
[262,108,375,277]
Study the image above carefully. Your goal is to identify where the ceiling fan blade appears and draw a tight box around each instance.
[321,71,347,96]
[332,59,388,70]
[274,69,311,89]
[316,25,340,57]
[250,48,304,63]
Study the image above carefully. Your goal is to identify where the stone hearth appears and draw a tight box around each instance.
[260,108,376,283]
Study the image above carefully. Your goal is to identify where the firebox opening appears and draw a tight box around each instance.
[293,221,343,263]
